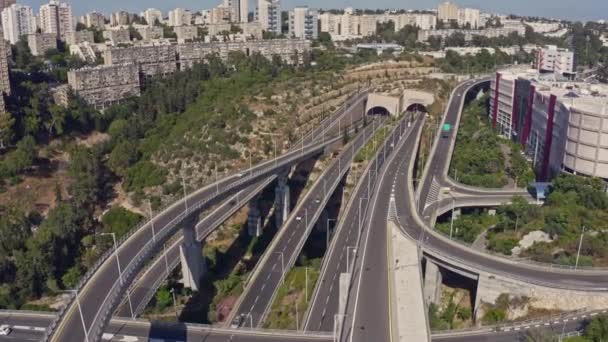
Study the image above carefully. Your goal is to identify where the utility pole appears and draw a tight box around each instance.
[575,226,586,270]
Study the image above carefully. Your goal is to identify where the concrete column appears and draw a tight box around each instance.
[339,273,351,315]
[454,208,462,219]
[488,209,496,216]
[423,261,442,306]
[275,174,290,227]
[247,199,262,237]
[179,224,206,291]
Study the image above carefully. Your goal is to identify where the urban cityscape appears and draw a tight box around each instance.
[0,0,606,341]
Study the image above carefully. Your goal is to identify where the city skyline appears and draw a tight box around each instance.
[17,0,608,22]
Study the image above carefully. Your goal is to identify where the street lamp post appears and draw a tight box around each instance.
[99,232,135,319]
[180,172,188,213]
[327,218,337,250]
[60,290,89,342]
[147,200,156,243]
[275,252,285,285]
[575,226,586,270]
[358,197,368,233]
[170,287,178,319]
[346,247,357,274]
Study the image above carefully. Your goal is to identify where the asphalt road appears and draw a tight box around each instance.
[2,309,600,342]
[114,91,372,318]
[399,79,608,291]
[51,91,369,342]
[304,116,415,333]
[417,78,528,216]
[0,312,333,342]
[229,117,382,328]
[339,116,424,342]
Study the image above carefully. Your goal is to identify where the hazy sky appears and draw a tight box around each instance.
[19,0,608,21]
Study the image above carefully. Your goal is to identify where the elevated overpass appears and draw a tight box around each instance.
[46,91,370,342]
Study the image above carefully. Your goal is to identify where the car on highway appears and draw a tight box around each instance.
[315,198,321,204]
[230,315,243,328]
[295,216,302,221]
[0,325,11,336]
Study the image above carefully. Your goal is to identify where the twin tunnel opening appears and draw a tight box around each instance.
[365,103,429,116]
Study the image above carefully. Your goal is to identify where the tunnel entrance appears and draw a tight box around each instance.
[366,106,391,116]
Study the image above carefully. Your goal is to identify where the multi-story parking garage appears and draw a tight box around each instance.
[490,67,608,181]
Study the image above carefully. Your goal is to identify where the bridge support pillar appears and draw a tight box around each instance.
[275,174,290,227]
[423,261,442,306]
[454,208,462,219]
[179,224,206,291]
[247,198,262,237]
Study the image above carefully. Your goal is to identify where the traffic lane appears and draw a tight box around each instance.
[235,128,370,327]
[348,118,423,342]
[304,175,368,332]
[56,92,369,341]
[117,94,369,317]
[419,80,475,210]
[396,171,608,290]
[433,319,586,342]
[117,180,274,317]
[59,138,344,342]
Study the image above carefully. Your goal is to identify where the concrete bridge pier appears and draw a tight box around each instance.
[423,261,442,306]
[179,223,206,291]
[275,173,291,227]
[247,198,263,237]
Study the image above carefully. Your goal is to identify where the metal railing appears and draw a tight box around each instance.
[44,89,370,342]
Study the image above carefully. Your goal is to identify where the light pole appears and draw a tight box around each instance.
[305,266,309,303]
[448,193,456,240]
[327,218,337,250]
[170,287,178,319]
[98,232,135,319]
[358,197,368,233]
[333,314,347,342]
[180,172,188,213]
[575,226,586,270]
[275,252,285,284]
[244,313,253,328]
[346,246,357,274]
[60,290,89,342]
[147,200,156,243]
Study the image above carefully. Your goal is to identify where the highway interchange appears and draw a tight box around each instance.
[2,79,607,341]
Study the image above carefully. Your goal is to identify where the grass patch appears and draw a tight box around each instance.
[264,258,321,330]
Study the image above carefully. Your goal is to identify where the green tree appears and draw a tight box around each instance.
[155,288,172,310]
[0,111,14,150]
[68,147,102,207]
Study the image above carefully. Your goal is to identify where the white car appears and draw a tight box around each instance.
[0,325,11,336]
[295,216,302,221]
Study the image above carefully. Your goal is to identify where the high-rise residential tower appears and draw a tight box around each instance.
[257,0,280,34]
[1,4,36,44]
[39,0,73,41]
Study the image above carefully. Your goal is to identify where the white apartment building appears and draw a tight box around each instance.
[143,8,163,26]
[458,7,480,29]
[438,1,459,22]
[256,0,281,34]
[289,7,318,40]
[168,8,192,27]
[223,0,248,23]
[84,11,105,29]
[318,9,377,41]
[536,45,575,76]
[39,0,73,41]
[415,13,437,30]
[210,5,231,25]
[240,0,248,23]
[1,4,36,44]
